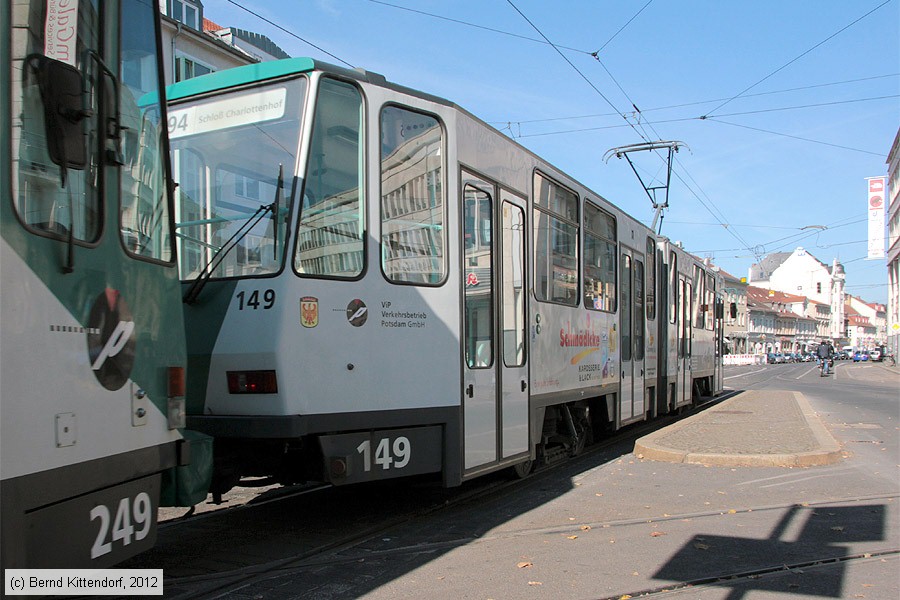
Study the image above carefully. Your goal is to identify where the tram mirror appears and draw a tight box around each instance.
[28,55,88,170]
[729,302,737,319]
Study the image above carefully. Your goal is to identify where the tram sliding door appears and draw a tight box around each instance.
[461,174,529,473]
[619,248,646,424]
[677,276,693,406]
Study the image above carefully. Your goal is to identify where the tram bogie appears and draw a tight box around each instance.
[166,58,724,495]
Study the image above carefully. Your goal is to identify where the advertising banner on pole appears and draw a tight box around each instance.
[867,177,886,260]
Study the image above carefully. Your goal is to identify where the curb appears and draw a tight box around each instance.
[633,391,843,468]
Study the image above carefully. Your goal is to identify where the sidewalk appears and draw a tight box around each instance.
[634,390,843,467]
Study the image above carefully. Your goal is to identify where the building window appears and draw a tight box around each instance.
[169,0,201,29]
[816,282,822,294]
[175,54,213,82]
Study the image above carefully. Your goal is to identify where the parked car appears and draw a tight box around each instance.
[853,351,869,362]
[870,348,882,362]
[767,353,777,364]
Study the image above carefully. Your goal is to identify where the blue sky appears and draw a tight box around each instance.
[200,0,899,304]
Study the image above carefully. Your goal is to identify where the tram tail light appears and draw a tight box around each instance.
[227,370,278,394]
[168,366,186,398]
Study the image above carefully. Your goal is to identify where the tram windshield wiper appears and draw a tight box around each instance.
[183,165,284,305]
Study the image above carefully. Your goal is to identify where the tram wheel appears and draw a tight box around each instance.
[510,458,535,479]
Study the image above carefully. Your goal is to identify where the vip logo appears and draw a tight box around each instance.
[86,289,136,390]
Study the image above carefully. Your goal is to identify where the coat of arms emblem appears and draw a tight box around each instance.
[300,296,318,328]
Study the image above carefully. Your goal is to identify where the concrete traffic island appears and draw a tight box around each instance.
[634,390,844,467]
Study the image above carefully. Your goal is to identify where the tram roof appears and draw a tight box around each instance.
[166,57,453,109]
[167,57,317,101]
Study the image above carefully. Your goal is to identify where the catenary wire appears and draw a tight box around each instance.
[488,73,900,126]
[702,0,894,117]
[365,0,591,55]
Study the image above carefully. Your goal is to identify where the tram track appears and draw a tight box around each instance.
[164,491,899,599]
[120,387,899,600]
[156,395,722,531]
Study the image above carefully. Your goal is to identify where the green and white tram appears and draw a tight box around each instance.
[165,58,723,495]
[1,0,210,568]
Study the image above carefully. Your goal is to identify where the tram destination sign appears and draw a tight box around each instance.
[168,87,287,139]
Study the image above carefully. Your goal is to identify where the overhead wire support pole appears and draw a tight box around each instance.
[603,140,688,233]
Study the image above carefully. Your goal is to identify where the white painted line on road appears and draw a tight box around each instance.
[725,367,768,379]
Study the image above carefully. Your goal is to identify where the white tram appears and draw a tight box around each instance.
[165,58,723,493]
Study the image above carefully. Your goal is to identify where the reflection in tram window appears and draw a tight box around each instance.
[464,185,493,368]
[584,202,616,312]
[534,172,579,306]
[381,106,444,285]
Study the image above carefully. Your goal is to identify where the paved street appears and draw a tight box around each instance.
[136,361,898,600]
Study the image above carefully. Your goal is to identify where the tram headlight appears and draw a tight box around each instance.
[227,370,279,394]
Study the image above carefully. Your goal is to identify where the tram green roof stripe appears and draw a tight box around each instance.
[166,57,316,101]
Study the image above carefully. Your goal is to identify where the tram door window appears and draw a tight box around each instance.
[463,181,497,469]
[464,185,494,369]
[682,279,693,404]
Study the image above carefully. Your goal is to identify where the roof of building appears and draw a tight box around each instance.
[203,18,224,32]
[748,252,791,281]
[746,286,807,305]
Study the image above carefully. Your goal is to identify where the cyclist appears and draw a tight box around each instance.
[816,340,834,376]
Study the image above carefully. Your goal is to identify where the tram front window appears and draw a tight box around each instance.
[168,79,306,279]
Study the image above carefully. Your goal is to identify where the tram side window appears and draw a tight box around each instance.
[297,78,364,278]
[534,172,579,306]
[706,273,715,331]
[11,0,101,242]
[381,106,445,285]
[583,202,616,312]
[119,0,173,261]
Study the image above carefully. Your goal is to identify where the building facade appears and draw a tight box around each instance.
[748,247,846,345]
[720,269,748,354]
[157,0,289,87]
[887,128,900,355]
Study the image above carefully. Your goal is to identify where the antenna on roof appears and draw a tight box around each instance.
[603,140,688,233]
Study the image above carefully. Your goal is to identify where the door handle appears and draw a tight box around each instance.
[466,384,474,398]
[521,380,527,392]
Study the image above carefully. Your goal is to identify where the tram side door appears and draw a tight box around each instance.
[498,192,529,460]
[461,176,530,473]
[619,248,646,423]
[678,276,693,405]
